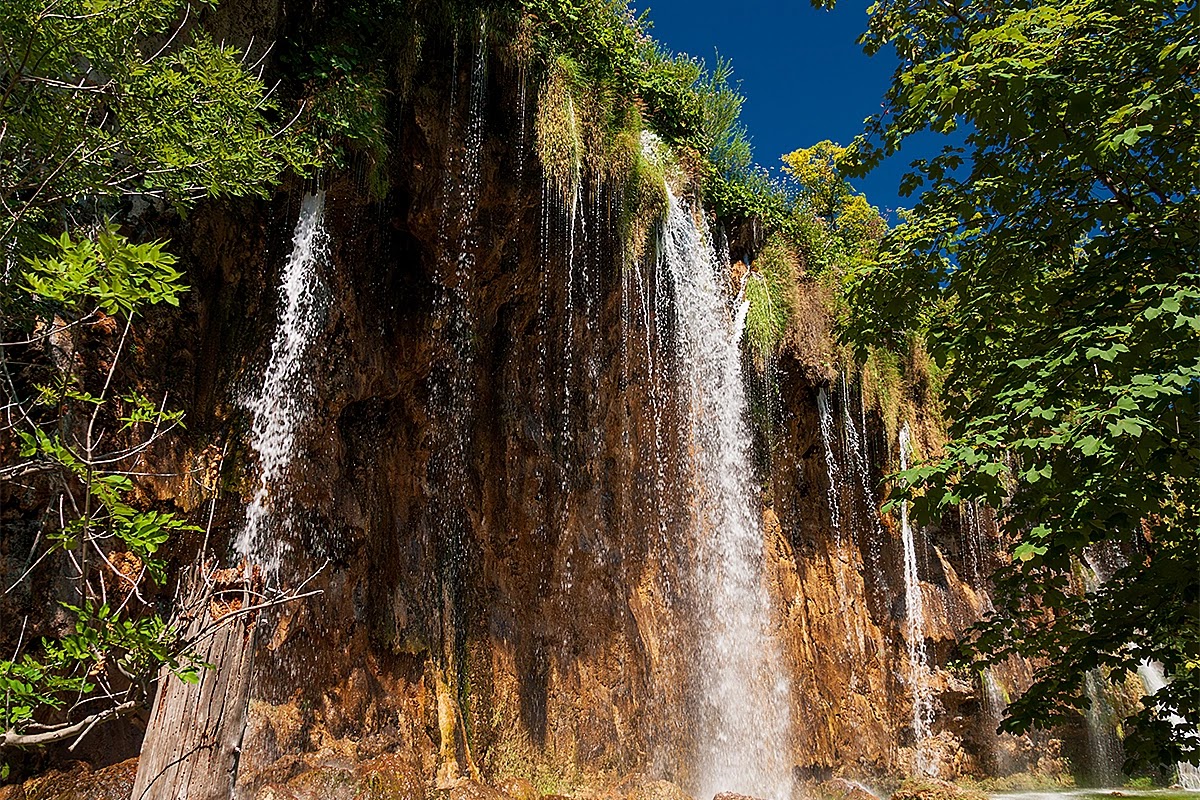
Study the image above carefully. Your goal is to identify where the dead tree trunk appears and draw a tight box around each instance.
[132,573,256,800]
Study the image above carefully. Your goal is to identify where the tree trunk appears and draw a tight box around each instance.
[132,579,256,800]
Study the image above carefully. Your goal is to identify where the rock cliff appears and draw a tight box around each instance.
[0,2,1075,796]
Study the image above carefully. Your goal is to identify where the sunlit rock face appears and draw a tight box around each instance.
[0,1,1076,795]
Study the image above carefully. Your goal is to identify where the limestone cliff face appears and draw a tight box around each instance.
[0,3,1064,795]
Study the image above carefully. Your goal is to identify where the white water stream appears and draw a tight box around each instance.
[235,192,329,577]
[1138,662,1200,788]
[817,387,843,541]
[899,422,935,776]
[661,187,792,800]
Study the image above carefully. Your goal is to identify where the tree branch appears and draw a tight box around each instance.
[0,698,139,749]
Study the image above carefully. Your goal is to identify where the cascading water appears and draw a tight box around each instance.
[817,387,843,541]
[819,384,861,651]
[843,379,889,596]
[899,423,935,776]
[1138,662,1200,788]
[426,25,489,783]
[235,191,330,578]
[1082,669,1122,785]
[660,187,792,799]
[1081,551,1125,785]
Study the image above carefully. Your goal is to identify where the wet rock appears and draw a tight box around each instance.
[495,777,539,800]
[712,792,765,800]
[1,758,138,800]
[889,778,986,800]
[267,767,360,800]
[255,788,302,800]
[446,780,515,800]
[819,778,882,800]
[357,753,426,800]
[596,773,694,800]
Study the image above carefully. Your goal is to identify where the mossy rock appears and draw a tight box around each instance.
[444,780,513,800]
[597,774,694,800]
[355,754,425,800]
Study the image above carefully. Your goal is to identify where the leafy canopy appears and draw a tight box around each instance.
[0,0,315,253]
[838,0,1199,772]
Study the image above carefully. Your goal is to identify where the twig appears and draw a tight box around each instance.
[0,699,138,749]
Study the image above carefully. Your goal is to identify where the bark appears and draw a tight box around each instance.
[131,581,256,800]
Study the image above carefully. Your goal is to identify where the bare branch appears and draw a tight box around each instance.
[0,699,138,750]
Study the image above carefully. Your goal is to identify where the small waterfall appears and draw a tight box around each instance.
[817,387,843,541]
[1080,552,1124,785]
[1082,669,1122,785]
[961,501,987,584]
[661,187,792,800]
[820,384,861,651]
[899,423,935,776]
[845,379,889,595]
[235,192,330,577]
[1137,661,1200,789]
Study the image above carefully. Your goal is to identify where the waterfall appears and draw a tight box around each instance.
[235,192,330,577]
[1082,669,1122,785]
[899,423,935,776]
[961,501,987,584]
[661,187,792,800]
[1138,662,1200,788]
[1078,552,1124,784]
[844,379,889,595]
[817,387,843,541]
[821,383,860,651]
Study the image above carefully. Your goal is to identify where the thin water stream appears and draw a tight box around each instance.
[900,422,935,776]
[236,192,330,578]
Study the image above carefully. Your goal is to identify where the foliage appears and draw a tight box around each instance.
[535,55,588,196]
[519,0,764,211]
[744,234,799,366]
[22,225,187,316]
[782,140,887,273]
[0,0,315,252]
[2,230,202,754]
[0,0,313,760]
[839,0,1200,770]
[782,141,852,220]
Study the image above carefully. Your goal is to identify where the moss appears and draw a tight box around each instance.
[480,702,587,797]
[744,233,799,367]
[957,772,1075,793]
[619,134,668,264]
[860,346,905,447]
[535,56,585,201]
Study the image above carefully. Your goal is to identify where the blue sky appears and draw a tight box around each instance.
[631,0,925,219]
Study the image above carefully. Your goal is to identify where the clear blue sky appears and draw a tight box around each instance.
[631,0,926,219]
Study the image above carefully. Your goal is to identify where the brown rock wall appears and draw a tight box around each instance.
[1,7,1065,794]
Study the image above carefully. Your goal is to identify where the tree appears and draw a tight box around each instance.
[781,140,887,271]
[0,0,314,769]
[838,0,1199,772]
